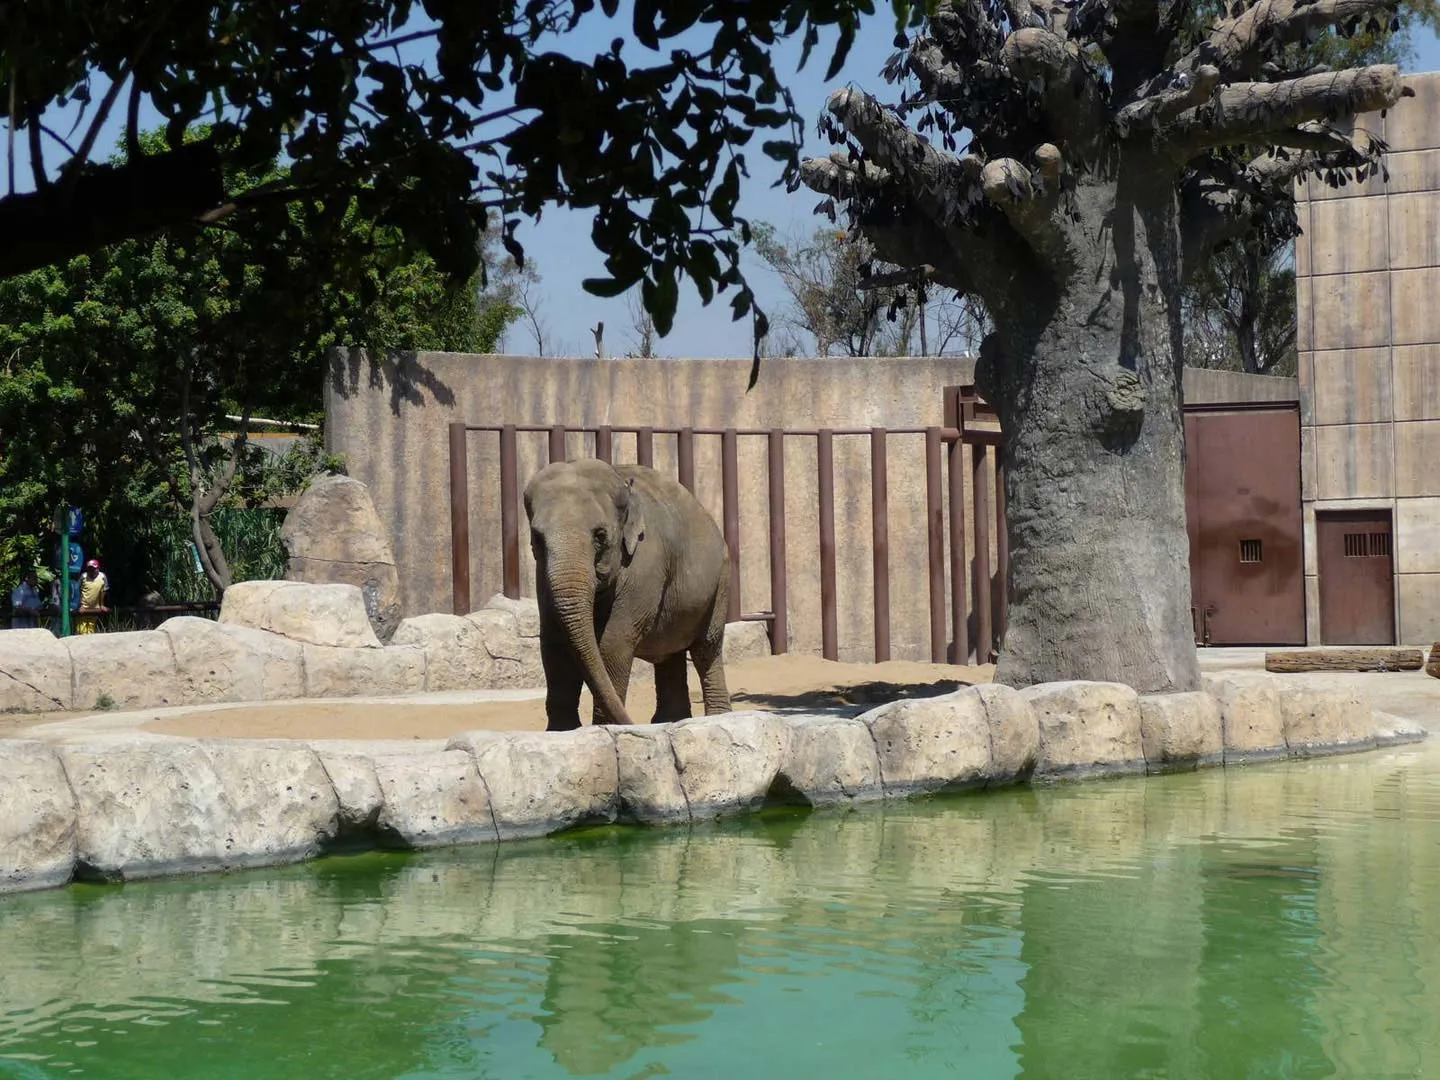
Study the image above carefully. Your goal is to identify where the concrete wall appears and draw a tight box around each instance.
[1294,70,1440,645]
[326,350,1297,664]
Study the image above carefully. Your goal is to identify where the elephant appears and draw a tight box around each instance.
[523,458,733,731]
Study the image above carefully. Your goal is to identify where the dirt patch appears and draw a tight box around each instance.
[5,655,993,742]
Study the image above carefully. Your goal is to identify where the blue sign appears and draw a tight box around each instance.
[55,541,83,574]
[64,507,83,537]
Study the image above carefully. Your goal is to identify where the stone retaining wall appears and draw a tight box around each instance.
[0,582,773,715]
[1,674,1423,895]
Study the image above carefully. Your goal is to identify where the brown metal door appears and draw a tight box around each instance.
[1316,510,1395,644]
[1185,405,1305,645]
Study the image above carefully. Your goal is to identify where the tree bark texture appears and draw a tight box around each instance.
[801,0,1406,692]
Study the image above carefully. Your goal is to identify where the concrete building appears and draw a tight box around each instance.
[1294,68,1440,646]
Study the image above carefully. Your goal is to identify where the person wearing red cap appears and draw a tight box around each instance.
[76,559,109,635]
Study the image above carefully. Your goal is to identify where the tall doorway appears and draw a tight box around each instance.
[1316,510,1395,644]
[1184,404,1305,646]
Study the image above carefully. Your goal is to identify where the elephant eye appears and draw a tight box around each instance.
[593,527,608,549]
[530,530,545,554]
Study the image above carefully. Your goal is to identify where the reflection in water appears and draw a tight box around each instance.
[2,743,1440,1078]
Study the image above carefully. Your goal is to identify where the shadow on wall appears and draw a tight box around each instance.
[328,348,457,415]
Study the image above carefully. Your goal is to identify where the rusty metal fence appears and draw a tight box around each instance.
[447,385,1008,666]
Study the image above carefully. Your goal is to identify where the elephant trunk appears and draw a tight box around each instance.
[544,557,634,725]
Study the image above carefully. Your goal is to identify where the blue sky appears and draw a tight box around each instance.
[10,15,1440,359]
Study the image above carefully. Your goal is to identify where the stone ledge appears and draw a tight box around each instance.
[0,678,1425,895]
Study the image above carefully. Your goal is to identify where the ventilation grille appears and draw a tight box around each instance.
[1239,539,1263,563]
[1344,532,1392,558]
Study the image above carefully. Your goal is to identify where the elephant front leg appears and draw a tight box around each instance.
[652,653,693,723]
[540,632,584,732]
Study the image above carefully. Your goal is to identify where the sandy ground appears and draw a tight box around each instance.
[0,655,994,743]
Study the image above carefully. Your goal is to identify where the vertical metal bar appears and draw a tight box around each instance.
[721,429,741,623]
[595,425,613,463]
[636,426,654,468]
[500,425,521,599]
[925,427,946,664]
[817,429,838,661]
[995,450,1009,647]
[948,432,969,664]
[548,423,567,464]
[767,429,788,654]
[678,426,696,492]
[871,427,890,663]
[448,423,471,616]
[973,443,993,664]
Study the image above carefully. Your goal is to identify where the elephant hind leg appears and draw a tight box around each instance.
[691,591,732,716]
[652,653,693,723]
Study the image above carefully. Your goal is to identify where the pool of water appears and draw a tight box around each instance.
[4,740,1440,1079]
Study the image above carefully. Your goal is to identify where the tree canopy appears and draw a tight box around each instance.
[0,0,926,345]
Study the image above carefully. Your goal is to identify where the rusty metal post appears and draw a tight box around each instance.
[448,423,471,616]
[595,425,613,463]
[995,451,1009,646]
[548,424,567,463]
[637,426,654,468]
[871,427,890,662]
[925,427,946,664]
[972,443,992,663]
[500,425,521,599]
[678,426,696,492]
[721,429,741,622]
[948,435,969,664]
[817,429,838,661]
[767,429,788,654]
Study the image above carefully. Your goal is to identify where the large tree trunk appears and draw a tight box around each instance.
[985,178,1201,693]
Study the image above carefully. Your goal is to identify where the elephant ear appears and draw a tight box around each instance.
[617,478,645,558]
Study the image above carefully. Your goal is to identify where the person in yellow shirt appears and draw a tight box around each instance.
[76,559,109,635]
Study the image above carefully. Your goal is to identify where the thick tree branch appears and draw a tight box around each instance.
[1000,28,1109,161]
[1115,65,1220,137]
[1177,0,1401,80]
[1167,65,1403,157]
[981,144,1069,266]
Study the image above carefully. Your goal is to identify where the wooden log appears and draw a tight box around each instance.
[1265,648,1425,674]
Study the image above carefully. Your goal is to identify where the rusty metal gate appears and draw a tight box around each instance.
[1184,403,1305,646]
[1316,509,1395,644]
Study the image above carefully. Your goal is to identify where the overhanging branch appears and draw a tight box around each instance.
[1176,0,1402,80]
[1000,27,1110,161]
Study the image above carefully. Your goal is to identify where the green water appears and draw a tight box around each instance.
[4,742,1440,1080]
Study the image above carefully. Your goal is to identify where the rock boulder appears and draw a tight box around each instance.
[773,715,882,806]
[0,741,77,893]
[1139,691,1224,773]
[301,644,426,698]
[667,711,791,820]
[448,727,618,839]
[612,726,690,824]
[160,617,265,705]
[281,474,402,641]
[860,688,993,797]
[221,580,382,649]
[371,749,497,849]
[1021,681,1145,779]
[1202,673,1287,764]
[392,613,495,692]
[0,629,72,713]
[64,630,179,712]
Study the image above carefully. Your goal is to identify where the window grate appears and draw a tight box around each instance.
[1344,532,1391,558]
[1239,539,1263,563]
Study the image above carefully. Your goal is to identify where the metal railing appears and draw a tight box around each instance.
[447,385,1009,665]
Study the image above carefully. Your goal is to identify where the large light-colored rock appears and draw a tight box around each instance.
[0,629,71,712]
[64,630,179,712]
[860,688,993,796]
[479,593,542,638]
[773,715,882,806]
[301,644,426,698]
[667,712,790,820]
[0,741,77,893]
[612,726,690,824]
[215,624,306,700]
[1202,673,1287,764]
[973,683,1040,783]
[60,736,339,881]
[1139,691,1225,773]
[220,580,381,649]
[281,474,402,642]
[1021,681,1145,779]
[160,617,265,704]
[1373,710,1428,745]
[448,728,618,839]
[371,749,497,848]
[466,608,544,688]
[1276,683,1376,756]
[724,620,772,664]
[392,613,495,691]
[316,751,385,834]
